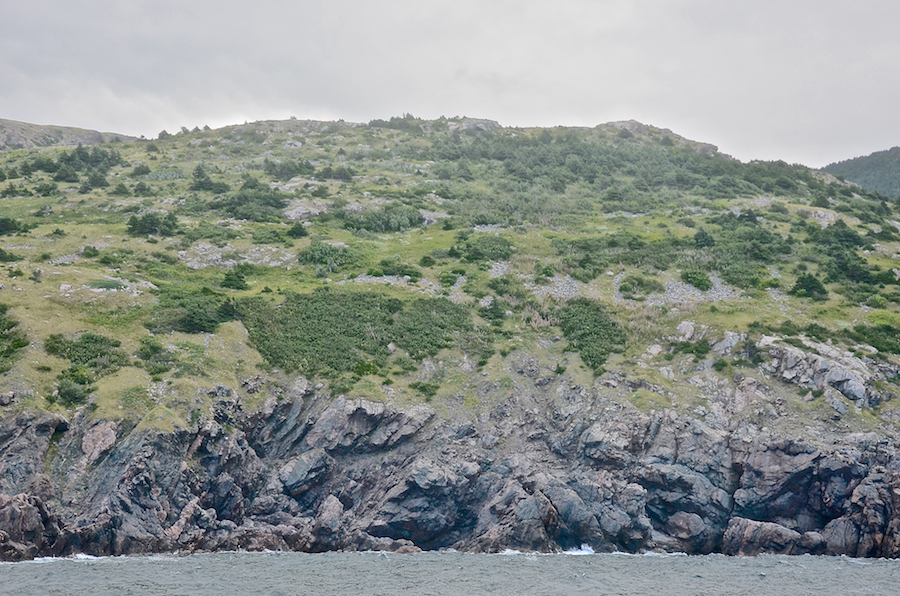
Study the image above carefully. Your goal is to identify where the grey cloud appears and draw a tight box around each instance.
[1,0,899,166]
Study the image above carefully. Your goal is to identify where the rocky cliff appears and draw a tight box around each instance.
[2,339,899,561]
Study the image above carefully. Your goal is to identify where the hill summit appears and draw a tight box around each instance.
[0,118,135,152]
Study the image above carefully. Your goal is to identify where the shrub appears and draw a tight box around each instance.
[221,270,249,290]
[0,304,28,373]
[135,336,174,375]
[263,157,315,180]
[238,289,401,376]
[556,298,626,373]
[188,164,229,193]
[0,248,20,262]
[44,332,128,376]
[789,273,828,301]
[56,377,91,406]
[394,298,472,359]
[110,182,131,196]
[211,187,287,222]
[286,222,309,238]
[459,235,514,262]
[681,269,712,291]
[377,257,421,280]
[347,203,423,233]
[409,381,440,398]
[127,212,178,236]
[147,286,237,334]
[238,290,472,377]
[251,228,285,244]
[620,274,664,298]
[298,241,355,274]
[0,217,21,235]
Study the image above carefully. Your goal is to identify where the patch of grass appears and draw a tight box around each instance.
[628,388,671,413]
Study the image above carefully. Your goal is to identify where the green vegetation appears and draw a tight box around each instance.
[0,304,27,373]
[556,298,626,373]
[146,286,237,334]
[45,332,129,405]
[238,289,472,381]
[127,212,178,237]
[823,146,900,199]
[619,274,664,300]
[0,115,897,422]
[298,241,356,275]
[681,270,712,291]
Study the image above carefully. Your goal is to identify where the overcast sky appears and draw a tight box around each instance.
[2,1,898,167]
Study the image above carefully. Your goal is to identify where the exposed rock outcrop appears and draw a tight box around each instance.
[1,370,899,560]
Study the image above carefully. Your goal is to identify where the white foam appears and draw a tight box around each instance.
[563,544,595,555]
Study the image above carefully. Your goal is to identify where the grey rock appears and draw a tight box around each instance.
[722,518,804,555]
[2,366,900,561]
[280,449,334,497]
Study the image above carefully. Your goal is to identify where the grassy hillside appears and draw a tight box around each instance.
[823,146,900,199]
[1,115,899,429]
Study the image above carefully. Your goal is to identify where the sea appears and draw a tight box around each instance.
[2,548,897,596]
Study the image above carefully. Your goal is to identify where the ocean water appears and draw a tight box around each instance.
[2,549,897,596]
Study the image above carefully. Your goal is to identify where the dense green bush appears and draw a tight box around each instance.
[0,217,22,235]
[251,228,285,244]
[135,336,175,375]
[146,286,237,334]
[0,248,20,263]
[681,269,712,291]
[849,323,900,354]
[346,203,423,233]
[0,304,28,373]
[55,377,91,406]
[131,164,151,177]
[458,234,514,262]
[238,290,472,377]
[556,298,626,373]
[286,222,309,238]
[619,274,664,299]
[210,185,288,222]
[298,241,356,274]
[44,332,129,375]
[127,212,178,236]
[188,164,230,193]
[789,274,828,301]
[44,332,129,404]
[394,298,472,359]
[221,270,249,290]
[376,257,421,280]
[239,289,401,376]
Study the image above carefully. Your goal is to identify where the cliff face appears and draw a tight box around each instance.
[2,356,899,561]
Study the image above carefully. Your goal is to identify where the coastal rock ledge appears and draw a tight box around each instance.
[2,383,900,561]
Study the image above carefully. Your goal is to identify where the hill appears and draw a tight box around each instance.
[1,115,899,559]
[823,146,900,199]
[0,118,136,151]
